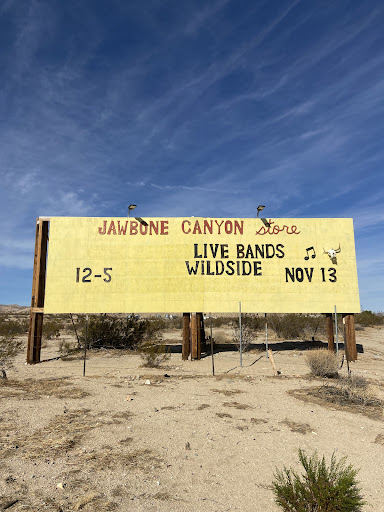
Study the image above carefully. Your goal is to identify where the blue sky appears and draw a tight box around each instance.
[0,0,383,310]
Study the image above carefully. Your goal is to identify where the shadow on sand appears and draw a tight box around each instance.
[162,339,364,356]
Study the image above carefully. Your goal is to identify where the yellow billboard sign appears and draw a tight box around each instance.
[43,217,360,314]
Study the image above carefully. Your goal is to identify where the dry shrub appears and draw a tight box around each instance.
[42,318,64,339]
[269,314,324,340]
[355,310,383,327]
[167,316,183,329]
[59,339,80,359]
[0,315,29,336]
[0,335,23,376]
[306,349,338,378]
[213,329,229,344]
[326,375,381,408]
[211,316,234,328]
[140,343,170,368]
[80,314,152,349]
[232,314,264,351]
[232,320,254,351]
[289,384,382,420]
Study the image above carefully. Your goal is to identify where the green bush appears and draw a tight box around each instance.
[79,314,152,349]
[355,310,383,327]
[273,449,365,511]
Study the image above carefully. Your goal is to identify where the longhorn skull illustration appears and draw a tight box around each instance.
[323,244,341,263]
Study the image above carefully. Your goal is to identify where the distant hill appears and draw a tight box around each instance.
[0,304,30,313]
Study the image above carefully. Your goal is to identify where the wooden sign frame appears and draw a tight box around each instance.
[26,217,357,364]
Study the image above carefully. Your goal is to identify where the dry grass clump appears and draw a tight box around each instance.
[0,408,92,460]
[0,377,89,400]
[112,411,134,421]
[223,401,252,410]
[216,412,232,418]
[211,388,244,396]
[321,375,381,408]
[289,375,383,420]
[280,419,312,434]
[306,349,339,378]
[84,448,162,471]
[0,406,156,472]
[72,492,118,511]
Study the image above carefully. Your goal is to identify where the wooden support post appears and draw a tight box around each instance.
[200,314,207,353]
[325,313,335,352]
[27,219,49,364]
[182,313,191,360]
[342,313,357,362]
[191,313,198,359]
[196,312,203,359]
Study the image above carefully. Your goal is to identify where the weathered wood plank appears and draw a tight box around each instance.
[196,312,203,360]
[343,313,357,361]
[191,314,198,359]
[182,313,190,360]
[325,313,335,352]
[27,219,49,364]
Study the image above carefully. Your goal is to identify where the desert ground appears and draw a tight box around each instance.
[1,314,384,512]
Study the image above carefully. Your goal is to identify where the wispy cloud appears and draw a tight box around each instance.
[127,181,216,192]
[0,238,34,269]
[1,1,384,308]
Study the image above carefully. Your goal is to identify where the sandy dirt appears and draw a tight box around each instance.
[1,322,384,511]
